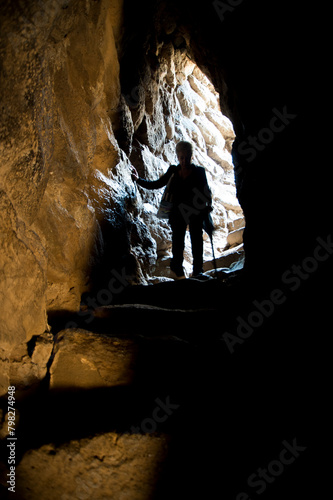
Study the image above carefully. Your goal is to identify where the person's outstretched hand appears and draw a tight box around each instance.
[131,166,139,182]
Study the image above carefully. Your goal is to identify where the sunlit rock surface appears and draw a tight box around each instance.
[122,44,244,279]
[16,432,169,500]
[0,0,125,378]
[49,329,137,390]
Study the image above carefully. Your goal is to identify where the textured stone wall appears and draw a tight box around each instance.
[0,0,126,388]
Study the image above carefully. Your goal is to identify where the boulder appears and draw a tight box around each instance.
[227,228,244,247]
[0,332,54,398]
[49,329,138,390]
[228,217,246,232]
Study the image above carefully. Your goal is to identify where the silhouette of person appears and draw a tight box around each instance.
[131,141,212,278]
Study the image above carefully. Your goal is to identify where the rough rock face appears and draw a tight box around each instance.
[0,0,126,387]
[0,0,243,381]
[16,432,169,500]
[49,329,138,389]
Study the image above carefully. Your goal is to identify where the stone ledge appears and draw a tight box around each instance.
[49,330,138,390]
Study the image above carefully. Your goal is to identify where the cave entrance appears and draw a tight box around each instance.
[126,44,245,282]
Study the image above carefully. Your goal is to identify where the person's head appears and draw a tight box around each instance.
[176,141,193,167]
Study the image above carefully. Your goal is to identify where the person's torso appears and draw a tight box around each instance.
[170,165,205,207]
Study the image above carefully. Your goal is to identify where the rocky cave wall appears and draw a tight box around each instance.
[1,0,124,389]
[0,0,243,392]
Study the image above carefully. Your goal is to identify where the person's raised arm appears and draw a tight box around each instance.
[131,165,176,190]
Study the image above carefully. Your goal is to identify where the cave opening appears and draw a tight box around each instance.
[86,28,245,301]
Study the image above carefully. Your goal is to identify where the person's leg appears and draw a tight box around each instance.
[169,215,187,276]
[189,215,204,275]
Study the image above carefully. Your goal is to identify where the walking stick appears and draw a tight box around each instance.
[203,212,218,278]
[210,233,218,278]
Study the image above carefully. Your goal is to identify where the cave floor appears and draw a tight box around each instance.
[2,269,313,499]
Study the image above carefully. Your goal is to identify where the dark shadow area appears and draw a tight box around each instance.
[3,255,329,498]
[87,192,144,295]
[8,273,327,498]
[3,332,200,455]
[48,272,244,335]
